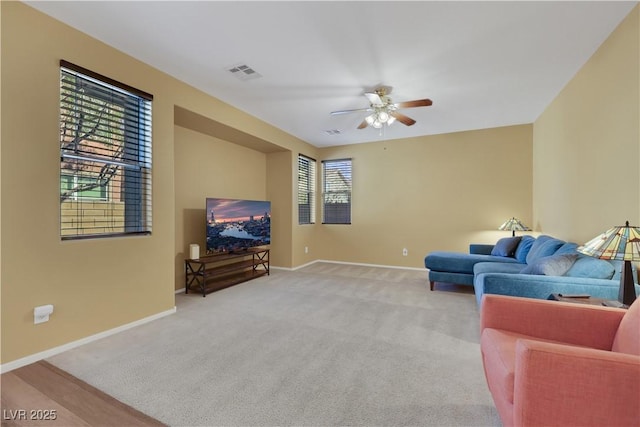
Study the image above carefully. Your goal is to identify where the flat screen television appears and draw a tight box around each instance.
[206,197,271,254]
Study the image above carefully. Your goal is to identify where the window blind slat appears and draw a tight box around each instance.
[298,154,316,225]
[60,63,152,240]
[322,159,352,224]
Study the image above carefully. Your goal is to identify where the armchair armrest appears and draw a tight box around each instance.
[470,244,494,255]
[514,339,640,426]
[480,295,625,350]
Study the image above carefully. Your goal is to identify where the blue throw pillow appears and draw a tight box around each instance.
[521,254,578,276]
[565,256,615,279]
[526,235,566,264]
[491,236,522,257]
[554,242,578,255]
[514,235,535,263]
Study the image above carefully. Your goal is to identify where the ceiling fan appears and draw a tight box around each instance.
[330,87,432,130]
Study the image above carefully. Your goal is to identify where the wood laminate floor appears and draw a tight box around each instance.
[0,361,165,427]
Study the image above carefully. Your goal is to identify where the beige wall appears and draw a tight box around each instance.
[267,151,296,268]
[173,126,268,289]
[314,125,533,268]
[1,2,175,364]
[533,5,640,244]
[0,2,313,365]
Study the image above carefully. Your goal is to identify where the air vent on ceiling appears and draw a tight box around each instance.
[324,129,341,135]
[226,63,262,81]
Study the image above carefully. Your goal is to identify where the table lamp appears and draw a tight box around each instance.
[498,217,531,237]
[578,221,640,306]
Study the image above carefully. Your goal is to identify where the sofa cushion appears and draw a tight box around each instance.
[474,262,527,276]
[491,236,522,257]
[520,254,578,276]
[526,235,566,264]
[425,251,520,274]
[514,235,535,263]
[554,242,578,255]
[565,256,615,280]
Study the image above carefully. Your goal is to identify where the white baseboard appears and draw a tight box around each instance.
[314,259,427,272]
[268,265,294,271]
[0,306,177,374]
[271,259,426,272]
[271,261,315,271]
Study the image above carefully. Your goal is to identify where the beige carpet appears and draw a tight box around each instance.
[48,262,500,426]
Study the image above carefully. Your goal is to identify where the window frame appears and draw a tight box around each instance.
[297,154,316,225]
[59,60,153,240]
[322,158,352,225]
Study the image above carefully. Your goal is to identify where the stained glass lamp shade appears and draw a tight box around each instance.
[578,221,640,306]
[498,217,532,237]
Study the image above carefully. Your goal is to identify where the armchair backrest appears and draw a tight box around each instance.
[611,298,640,355]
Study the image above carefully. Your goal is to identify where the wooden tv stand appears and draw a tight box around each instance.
[185,248,269,297]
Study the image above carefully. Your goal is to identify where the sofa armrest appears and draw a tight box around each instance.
[480,295,625,350]
[470,244,494,255]
[514,339,640,426]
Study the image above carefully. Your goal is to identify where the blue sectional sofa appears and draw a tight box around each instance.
[424,235,639,306]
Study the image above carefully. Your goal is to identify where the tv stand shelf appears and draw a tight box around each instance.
[185,248,269,297]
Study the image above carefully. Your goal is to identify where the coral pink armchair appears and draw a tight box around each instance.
[480,294,639,427]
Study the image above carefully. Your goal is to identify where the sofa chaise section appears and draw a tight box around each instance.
[425,243,522,290]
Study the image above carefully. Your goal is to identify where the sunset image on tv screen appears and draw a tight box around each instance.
[206,198,271,253]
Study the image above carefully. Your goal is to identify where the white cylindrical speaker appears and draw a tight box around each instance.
[189,243,200,259]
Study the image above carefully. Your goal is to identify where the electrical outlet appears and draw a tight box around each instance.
[34,304,54,324]
[402,248,408,256]
[305,246,309,254]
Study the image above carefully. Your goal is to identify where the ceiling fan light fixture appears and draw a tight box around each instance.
[331,87,432,131]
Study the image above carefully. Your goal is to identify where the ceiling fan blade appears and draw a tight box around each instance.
[357,119,369,129]
[364,92,384,106]
[390,111,416,126]
[330,107,373,115]
[394,99,433,109]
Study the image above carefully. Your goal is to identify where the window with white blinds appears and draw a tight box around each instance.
[59,60,153,240]
[322,158,352,224]
[298,154,316,224]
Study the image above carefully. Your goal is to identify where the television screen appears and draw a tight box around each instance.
[206,198,271,253]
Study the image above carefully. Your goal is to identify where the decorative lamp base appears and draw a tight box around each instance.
[619,260,637,306]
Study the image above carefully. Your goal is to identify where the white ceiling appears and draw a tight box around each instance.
[26,1,637,147]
